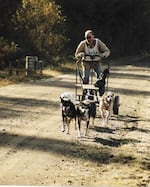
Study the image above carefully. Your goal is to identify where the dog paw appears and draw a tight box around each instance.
[89,125,94,129]
[104,121,109,125]
[102,122,108,126]
[77,134,81,138]
[61,129,65,132]
[83,133,88,137]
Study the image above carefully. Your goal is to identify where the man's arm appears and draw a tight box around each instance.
[97,39,111,58]
[75,41,85,58]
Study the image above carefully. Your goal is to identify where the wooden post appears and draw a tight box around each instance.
[25,56,38,76]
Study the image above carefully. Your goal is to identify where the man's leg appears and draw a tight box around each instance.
[82,63,91,84]
[93,62,102,79]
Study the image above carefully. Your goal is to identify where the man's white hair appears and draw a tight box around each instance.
[84,30,93,38]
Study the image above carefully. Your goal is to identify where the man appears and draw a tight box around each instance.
[75,30,110,84]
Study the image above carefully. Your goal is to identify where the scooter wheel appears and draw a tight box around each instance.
[113,95,120,115]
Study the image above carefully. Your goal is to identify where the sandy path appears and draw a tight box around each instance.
[0,63,150,186]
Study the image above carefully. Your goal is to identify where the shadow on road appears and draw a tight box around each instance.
[0,96,59,119]
[0,131,141,166]
[94,137,140,147]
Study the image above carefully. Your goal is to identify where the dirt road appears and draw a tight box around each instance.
[0,60,150,186]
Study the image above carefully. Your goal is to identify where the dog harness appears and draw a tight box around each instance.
[84,38,101,62]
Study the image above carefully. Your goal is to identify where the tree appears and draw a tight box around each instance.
[12,0,67,64]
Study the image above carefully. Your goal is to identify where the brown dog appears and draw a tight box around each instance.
[99,91,114,125]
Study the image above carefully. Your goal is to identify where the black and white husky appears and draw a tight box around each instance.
[76,98,96,138]
[60,92,76,134]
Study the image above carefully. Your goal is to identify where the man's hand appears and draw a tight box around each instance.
[77,52,85,59]
[100,53,106,59]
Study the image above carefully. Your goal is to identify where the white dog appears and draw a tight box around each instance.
[99,91,114,125]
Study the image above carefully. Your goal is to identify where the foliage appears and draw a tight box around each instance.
[11,0,67,64]
[0,37,22,69]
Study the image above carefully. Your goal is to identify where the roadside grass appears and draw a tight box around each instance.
[1,54,149,88]
[0,62,75,87]
[43,62,75,76]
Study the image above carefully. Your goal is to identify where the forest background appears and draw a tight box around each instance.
[0,0,150,68]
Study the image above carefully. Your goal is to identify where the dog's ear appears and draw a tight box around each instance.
[112,92,115,97]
